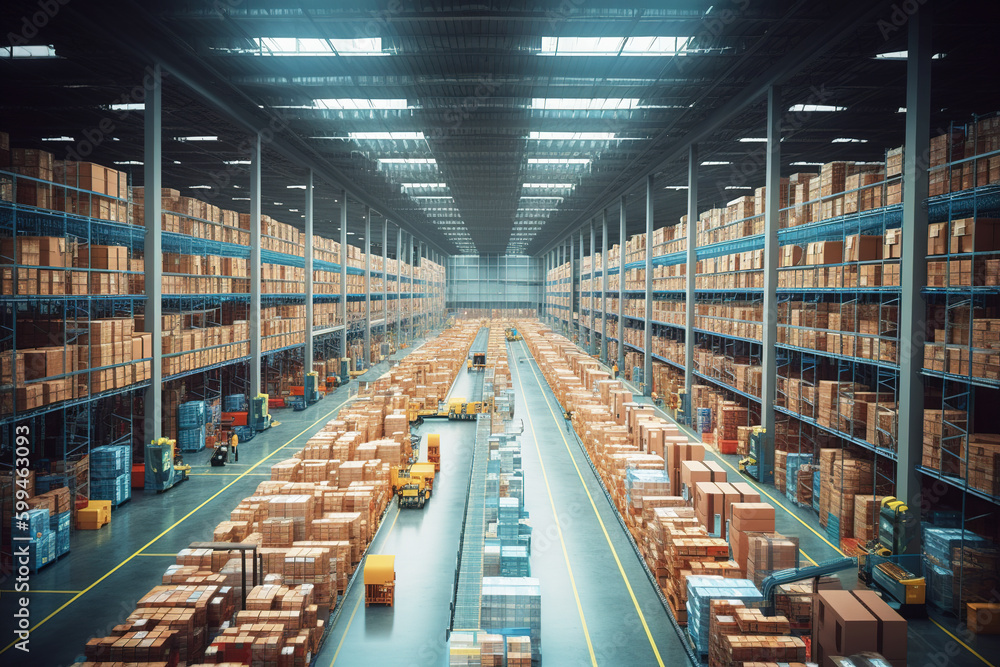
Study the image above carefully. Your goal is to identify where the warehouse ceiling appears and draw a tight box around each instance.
[2,0,1000,255]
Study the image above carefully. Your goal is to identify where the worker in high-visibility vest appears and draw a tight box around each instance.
[230,432,239,463]
[612,363,619,379]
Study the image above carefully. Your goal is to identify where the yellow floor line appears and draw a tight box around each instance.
[329,595,364,666]
[519,347,664,667]
[1,589,80,594]
[798,549,818,566]
[930,617,997,667]
[187,472,272,476]
[512,358,599,667]
[0,396,355,655]
[329,507,400,666]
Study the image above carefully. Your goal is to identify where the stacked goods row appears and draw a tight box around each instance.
[75,324,480,665]
[544,261,572,321]
[1,239,141,296]
[777,299,899,365]
[2,316,153,413]
[520,323,913,666]
[777,232,902,289]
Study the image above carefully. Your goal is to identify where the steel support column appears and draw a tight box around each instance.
[587,218,597,356]
[250,134,262,398]
[618,195,626,374]
[760,85,782,485]
[601,209,609,364]
[685,145,698,417]
[142,64,163,443]
[339,190,348,368]
[304,170,314,383]
[897,8,932,530]
[363,206,371,370]
[644,174,654,396]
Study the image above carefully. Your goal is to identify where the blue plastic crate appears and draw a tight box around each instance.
[14,508,51,541]
[178,400,207,429]
[52,511,71,556]
[223,394,247,412]
[27,532,56,572]
[91,444,131,479]
[233,425,254,442]
[92,472,131,506]
[177,425,206,452]
[686,576,763,655]
[785,453,812,503]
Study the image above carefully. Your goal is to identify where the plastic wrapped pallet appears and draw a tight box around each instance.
[480,577,541,663]
[685,575,763,655]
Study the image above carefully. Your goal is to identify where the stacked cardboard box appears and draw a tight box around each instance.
[813,590,907,667]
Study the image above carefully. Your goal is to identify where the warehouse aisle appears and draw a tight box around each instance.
[0,336,437,667]
[507,340,687,667]
[319,357,484,666]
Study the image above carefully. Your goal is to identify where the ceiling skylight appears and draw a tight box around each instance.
[2,45,56,58]
[378,158,437,165]
[528,158,590,165]
[349,131,425,140]
[401,183,447,189]
[873,51,945,60]
[41,136,74,142]
[788,104,846,112]
[114,161,143,165]
[832,138,868,143]
[529,131,617,141]
[523,183,575,189]
[317,98,408,110]
[109,102,144,111]
[174,136,218,142]
[530,98,664,110]
[700,160,731,166]
[254,37,385,57]
[223,160,251,165]
[538,36,693,57]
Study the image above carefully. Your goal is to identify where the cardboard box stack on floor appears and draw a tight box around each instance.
[813,590,907,667]
[72,323,481,665]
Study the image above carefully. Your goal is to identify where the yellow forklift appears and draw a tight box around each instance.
[407,396,492,424]
[467,352,487,372]
[505,326,521,341]
[390,461,436,508]
[856,496,927,615]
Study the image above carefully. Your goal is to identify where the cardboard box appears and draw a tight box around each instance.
[845,234,883,262]
[807,241,844,266]
[852,590,907,663]
[780,244,804,267]
[814,590,878,667]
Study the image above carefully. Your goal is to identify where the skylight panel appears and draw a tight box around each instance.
[873,51,945,60]
[2,45,56,58]
[532,98,642,110]
[788,104,846,112]
[400,183,447,189]
[539,36,693,57]
[378,158,437,165]
[832,138,868,143]
[174,136,218,142]
[109,102,144,111]
[255,37,385,57]
[529,131,616,141]
[700,160,731,166]
[528,158,590,165]
[41,136,74,142]
[349,131,424,140]
[523,183,575,189]
[114,161,143,165]
[315,98,409,110]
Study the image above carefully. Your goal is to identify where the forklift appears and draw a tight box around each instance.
[505,327,521,341]
[856,496,927,615]
[390,462,436,509]
[467,352,486,371]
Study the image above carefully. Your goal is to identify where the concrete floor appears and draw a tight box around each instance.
[0,334,436,667]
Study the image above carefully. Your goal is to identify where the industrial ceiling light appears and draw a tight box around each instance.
[41,136,74,142]
[223,160,251,165]
[2,45,56,58]
[832,138,868,143]
[174,136,218,142]
[401,182,447,188]
[700,160,731,166]
[378,158,437,165]
[523,183,575,189]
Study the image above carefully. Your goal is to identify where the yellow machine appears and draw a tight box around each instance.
[364,554,395,606]
[407,396,491,423]
[426,433,441,471]
[391,461,436,508]
[504,327,521,341]
[467,352,486,372]
[855,496,927,611]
